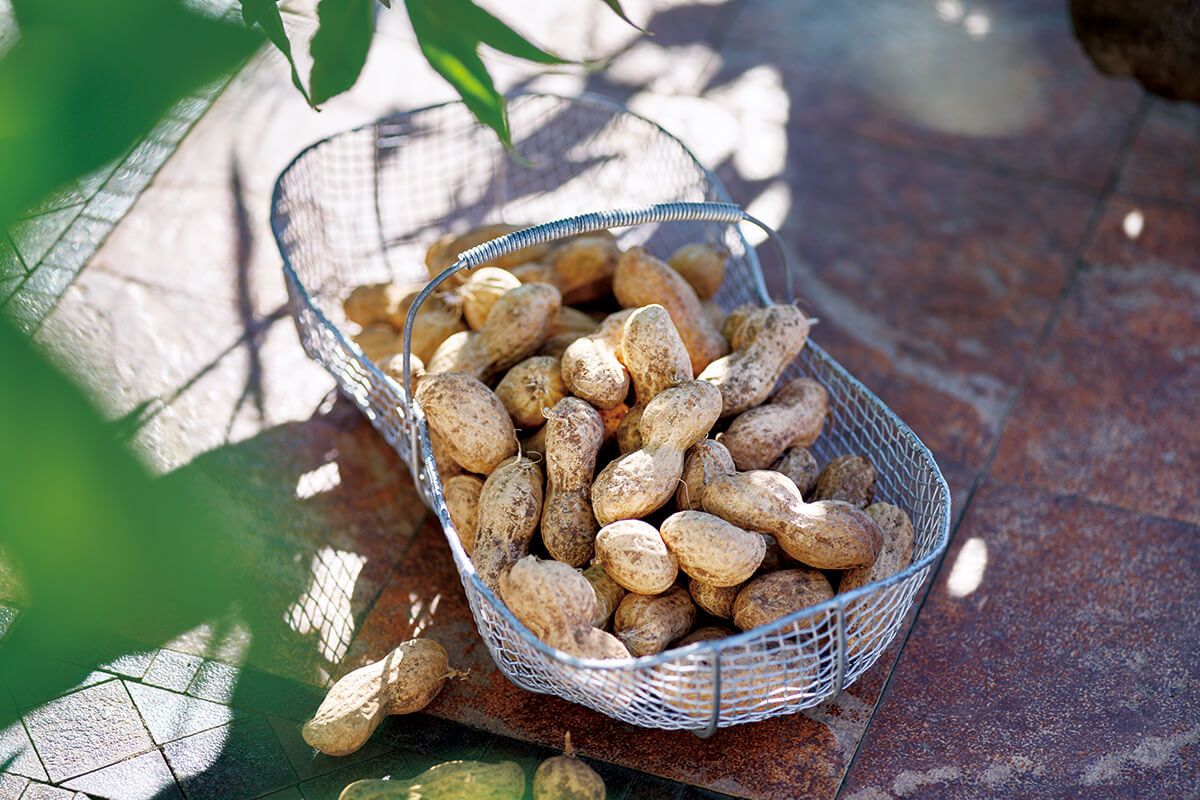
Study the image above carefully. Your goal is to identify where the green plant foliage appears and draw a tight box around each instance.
[243,0,314,106]
[0,0,261,225]
[600,0,645,30]
[310,0,376,106]
[405,0,567,146]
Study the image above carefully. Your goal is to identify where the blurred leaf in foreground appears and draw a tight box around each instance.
[0,0,261,225]
[0,313,277,729]
[600,0,645,30]
[405,0,569,147]
[310,0,375,106]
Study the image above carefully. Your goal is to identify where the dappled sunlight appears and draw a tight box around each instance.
[947,537,988,597]
[1123,209,1145,240]
[853,1,1047,136]
[294,459,342,499]
[407,591,444,638]
[745,179,793,247]
[286,546,366,663]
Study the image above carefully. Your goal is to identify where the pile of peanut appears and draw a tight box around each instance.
[343,223,916,672]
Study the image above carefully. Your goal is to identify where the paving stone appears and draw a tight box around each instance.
[189,663,313,722]
[125,682,239,745]
[142,650,205,693]
[376,713,491,762]
[713,129,1094,494]
[718,0,1141,188]
[61,750,183,800]
[266,716,389,782]
[8,207,83,270]
[23,681,152,783]
[0,237,22,280]
[17,784,75,800]
[0,721,47,781]
[163,716,296,800]
[97,651,157,681]
[259,789,305,800]
[186,661,241,706]
[297,750,414,800]
[992,200,1200,527]
[0,773,29,800]
[6,663,115,713]
[0,608,15,641]
[841,481,1200,799]
[1119,99,1200,206]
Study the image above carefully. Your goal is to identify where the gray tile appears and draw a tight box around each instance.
[266,716,388,782]
[6,663,112,711]
[16,783,75,799]
[163,716,296,800]
[0,237,23,279]
[0,607,16,641]
[0,721,46,781]
[9,207,81,268]
[62,750,183,800]
[143,651,204,693]
[23,681,153,782]
[259,788,304,800]
[0,773,29,800]
[186,662,238,704]
[98,651,156,681]
[125,682,239,745]
[84,192,139,224]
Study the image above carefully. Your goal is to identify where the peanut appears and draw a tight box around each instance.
[617,304,692,453]
[688,578,739,619]
[613,247,728,373]
[840,503,915,593]
[533,734,605,800]
[660,511,766,587]
[593,519,678,595]
[560,309,633,410]
[591,380,722,524]
[813,454,875,508]
[667,242,727,300]
[676,439,736,511]
[542,398,604,567]
[473,456,544,591]
[732,568,834,631]
[702,470,883,570]
[303,639,459,756]
[549,235,621,304]
[494,356,568,429]
[499,555,595,650]
[427,283,561,379]
[772,447,819,496]
[339,760,526,800]
[582,563,626,628]
[719,377,828,470]
[614,586,696,657]
[443,475,484,556]
[698,304,811,417]
[458,267,522,329]
[416,373,516,475]
[426,223,549,285]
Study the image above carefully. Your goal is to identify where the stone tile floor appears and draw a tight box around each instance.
[3,0,1199,798]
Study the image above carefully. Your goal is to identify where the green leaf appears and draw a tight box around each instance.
[446,0,569,65]
[0,316,270,728]
[599,0,645,30]
[310,0,375,106]
[243,0,314,107]
[0,0,261,225]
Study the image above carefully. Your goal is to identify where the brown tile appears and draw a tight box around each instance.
[722,132,1093,474]
[344,518,915,800]
[716,0,1142,188]
[992,203,1200,526]
[1083,194,1200,275]
[841,480,1200,799]
[1118,100,1200,207]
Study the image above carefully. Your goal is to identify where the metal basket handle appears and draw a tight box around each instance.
[400,200,790,485]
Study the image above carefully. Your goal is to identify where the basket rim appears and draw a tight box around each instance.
[270,91,953,676]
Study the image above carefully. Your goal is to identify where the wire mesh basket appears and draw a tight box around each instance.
[271,93,951,734]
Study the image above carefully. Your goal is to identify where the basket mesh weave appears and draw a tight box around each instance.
[271,93,951,732]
